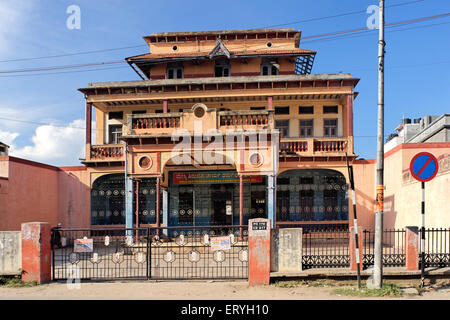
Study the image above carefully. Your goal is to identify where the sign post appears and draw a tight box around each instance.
[409,152,439,287]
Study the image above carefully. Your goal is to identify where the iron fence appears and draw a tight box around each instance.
[419,228,450,268]
[51,225,248,281]
[363,229,405,269]
[302,224,350,269]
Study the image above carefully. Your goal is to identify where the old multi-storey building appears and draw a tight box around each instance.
[78,28,359,234]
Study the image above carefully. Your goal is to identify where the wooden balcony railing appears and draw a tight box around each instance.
[218,110,274,129]
[90,144,124,161]
[280,137,352,156]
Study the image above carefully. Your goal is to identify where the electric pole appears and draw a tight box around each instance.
[374,0,385,289]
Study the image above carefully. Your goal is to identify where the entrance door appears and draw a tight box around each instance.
[211,184,233,225]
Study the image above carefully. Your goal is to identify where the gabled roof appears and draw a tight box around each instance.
[208,38,231,59]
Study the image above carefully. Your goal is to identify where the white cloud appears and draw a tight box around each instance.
[0,1,33,56]
[0,130,19,146]
[10,119,89,166]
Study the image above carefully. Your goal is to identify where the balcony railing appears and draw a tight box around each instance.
[218,110,273,129]
[127,113,183,136]
[90,144,124,161]
[280,137,352,156]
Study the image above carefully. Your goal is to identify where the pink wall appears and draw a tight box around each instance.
[0,157,90,231]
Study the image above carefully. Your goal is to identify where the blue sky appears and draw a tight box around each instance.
[0,0,449,166]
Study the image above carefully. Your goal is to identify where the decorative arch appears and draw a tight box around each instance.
[276,169,349,223]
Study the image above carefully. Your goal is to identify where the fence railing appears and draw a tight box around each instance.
[302,225,350,269]
[419,228,450,268]
[363,229,406,269]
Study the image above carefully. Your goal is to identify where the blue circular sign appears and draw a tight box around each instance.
[409,152,439,182]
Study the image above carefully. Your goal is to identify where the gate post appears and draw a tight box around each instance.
[21,222,51,283]
[248,218,271,286]
[405,226,419,270]
[350,226,363,271]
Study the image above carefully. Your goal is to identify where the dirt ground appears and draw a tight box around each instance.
[0,278,450,300]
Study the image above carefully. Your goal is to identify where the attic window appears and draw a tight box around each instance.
[266,42,272,48]
[167,62,183,79]
[214,58,230,77]
[261,58,279,76]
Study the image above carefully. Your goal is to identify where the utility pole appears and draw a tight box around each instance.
[374,0,385,289]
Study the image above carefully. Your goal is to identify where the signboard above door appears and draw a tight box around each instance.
[172,171,263,185]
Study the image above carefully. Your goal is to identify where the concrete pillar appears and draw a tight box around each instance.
[85,102,92,160]
[21,222,51,284]
[156,177,161,235]
[405,226,419,270]
[349,226,363,271]
[125,176,133,231]
[267,175,276,229]
[271,228,302,272]
[163,99,168,113]
[248,218,271,286]
[162,188,168,237]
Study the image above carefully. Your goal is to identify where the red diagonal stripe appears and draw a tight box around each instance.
[416,156,433,178]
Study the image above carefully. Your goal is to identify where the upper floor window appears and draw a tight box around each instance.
[299,106,314,114]
[214,58,230,77]
[132,110,146,115]
[324,119,338,137]
[275,120,289,138]
[275,106,290,115]
[108,111,123,120]
[299,119,314,137]
[108,124,122,144]
[166,62,183,79]
[323,106,338,114]
[261,58,279,76]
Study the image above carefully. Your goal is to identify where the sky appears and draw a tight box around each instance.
[0,0,449,166]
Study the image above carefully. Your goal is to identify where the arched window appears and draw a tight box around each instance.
[276,169,348,222]
[91,174,125,225]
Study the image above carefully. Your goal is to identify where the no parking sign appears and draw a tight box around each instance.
[409,152,439,286]
[410,152,439,182]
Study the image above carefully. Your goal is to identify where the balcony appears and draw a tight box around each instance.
[218,110,274,131]
[124,110,274,137]
[279,136,354,157]
[87,144,124,162]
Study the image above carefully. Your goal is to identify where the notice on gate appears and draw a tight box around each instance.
[74,238,93,253]
[210,236,231,251]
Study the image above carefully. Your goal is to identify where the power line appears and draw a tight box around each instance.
[0,45,146,64]
[264,0,426,28]
[0,11,448,77]
[0,0,425,65]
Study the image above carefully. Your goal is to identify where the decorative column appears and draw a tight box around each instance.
[239,175,244,240]
[125,142,134,235]
[162,188,168,237]
[267,96,273,110]
[156,177,161,235]
[347,94,354,137]
[163,99,168,127]
[85,102,92,160]
[267,175,276,229]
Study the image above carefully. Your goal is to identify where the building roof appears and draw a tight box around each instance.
[0,141,10,148]
[126,48,316,62]
[81,73,357,90]
[146,28,297,37]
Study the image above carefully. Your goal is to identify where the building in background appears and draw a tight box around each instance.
[385,114,450,152]
[0,142,9,156]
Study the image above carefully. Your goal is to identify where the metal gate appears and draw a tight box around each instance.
[51,226,248,281]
